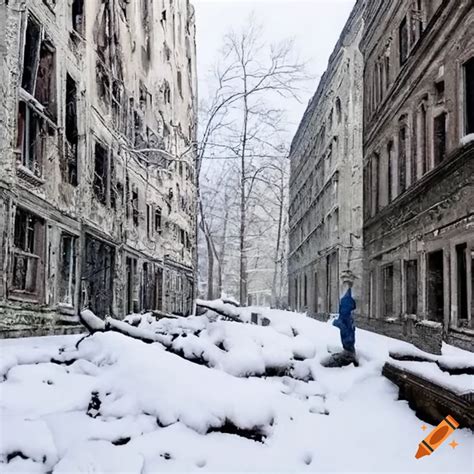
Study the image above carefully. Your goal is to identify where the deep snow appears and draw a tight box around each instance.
[0,308,472,473]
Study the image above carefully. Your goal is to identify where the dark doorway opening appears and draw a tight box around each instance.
[427,250,444,322]
[82,236,114,318]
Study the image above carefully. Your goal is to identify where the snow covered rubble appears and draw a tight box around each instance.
[0,307,473,473]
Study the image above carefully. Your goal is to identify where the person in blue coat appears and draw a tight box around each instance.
[333,286,356,353]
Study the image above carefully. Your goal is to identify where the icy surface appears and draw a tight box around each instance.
[0,310,472,473]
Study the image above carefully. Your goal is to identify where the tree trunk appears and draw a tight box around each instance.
[271,174,284,308]
[239,81,249,306]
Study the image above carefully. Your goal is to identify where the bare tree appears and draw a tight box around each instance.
[198,18,307,305]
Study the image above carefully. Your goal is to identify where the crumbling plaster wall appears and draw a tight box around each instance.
[0,0,198,330]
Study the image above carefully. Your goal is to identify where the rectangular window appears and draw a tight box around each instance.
[405,259,418,315]
[59,234,77,305]
[16,101,46,177]
[11,208,44,296]
[21,16,41,94]
[398,125,407,194]
[93,143,108,204]
[427,250,444,322]
[64,74,78,185]
[304,274,308,307]
[464,57,474,135]
[418,104,428,175]
[399,17,408,65]
[146,204,152,237]
[456,244,468,322]
[72,0,85,35]
[132,186,139,227]
[433,112,447,165]
[383,265,394,317]
[387,141,394,202]
[372,153,379,214]
[154,207,162,234]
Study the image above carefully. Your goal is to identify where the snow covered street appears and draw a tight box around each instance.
[1,308,473,473]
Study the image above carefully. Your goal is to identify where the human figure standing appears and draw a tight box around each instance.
[332,282,356,354]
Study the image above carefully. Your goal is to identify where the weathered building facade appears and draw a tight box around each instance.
[288,1,365,316]
[0,0,197,336]
[360,0,474,352]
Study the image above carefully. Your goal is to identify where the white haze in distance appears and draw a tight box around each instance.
[193,0,356,136]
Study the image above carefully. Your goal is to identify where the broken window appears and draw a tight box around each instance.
[155,207,162,234]
[131,186,139,227]
[59,234,77,305]
[16,101,46,177]
[335,97,342,124]
[93,143,108,205]
[383,264,394,317]
[82,235,114,318]
[304,274,308,307]
[384,55,390,90]
[35,40,56,119]
[405,259,418,315]
[427,250,444,322]
[21,16,41,94]
[64,74,78,185]
[177,70,183,97]
[398,124,407,194]
[72,0,85,35]
[464,57,474,135]
[399,17,408,65]
[11,208,44,297]
[96,61,111,108]
[433,112,447,165]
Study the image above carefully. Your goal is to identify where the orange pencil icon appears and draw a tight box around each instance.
[415,415,459,459]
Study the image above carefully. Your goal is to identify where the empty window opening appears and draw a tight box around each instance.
[16,101,46,177]
[177,70,183,98]
[11,208,44,296]
[126,257,139,313]
[387,141,394,202]
[155,207,162,234]
[64,74,78,185]
[433,112,447,165]
[398,125,407,194]
[456,244,468,322]
[399,17,408,65]
[418,103,428,175]
[405,259,418,315]
[82,236,114,318]
[132,186,139,227]
[59,234,77,305]
[427,250,444,322]
[21,16,41,94]
[435,80,445,103]
[72,0,84,34]
[383,265,394,317]
[93,143,108,205]
[35,40,56,118]
[464,57,474,135]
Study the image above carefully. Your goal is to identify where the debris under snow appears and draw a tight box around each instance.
[0,307,472,473]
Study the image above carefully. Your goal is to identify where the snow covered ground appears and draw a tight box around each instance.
[0,308,472,473]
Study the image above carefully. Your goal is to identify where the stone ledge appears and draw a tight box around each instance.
[0,325,84,339]
[382,362,473,429]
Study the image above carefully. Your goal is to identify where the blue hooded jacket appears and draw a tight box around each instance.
[332,288,356,352]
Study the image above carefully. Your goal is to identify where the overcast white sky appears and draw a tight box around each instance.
[193,0,356,135]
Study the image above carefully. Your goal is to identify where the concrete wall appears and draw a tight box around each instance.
[0,0,198,335]
[288,1,365,315]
